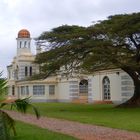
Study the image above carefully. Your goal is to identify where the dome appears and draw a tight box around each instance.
[18,29,30,38]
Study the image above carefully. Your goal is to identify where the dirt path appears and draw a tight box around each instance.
[6,110,140,140]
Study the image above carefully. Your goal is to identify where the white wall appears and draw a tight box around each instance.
[90,69,134,103]
[57,81,70,101]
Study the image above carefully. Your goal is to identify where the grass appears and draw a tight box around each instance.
[5,102,140,132]
[28,103,140,132]
[11,121,77,140]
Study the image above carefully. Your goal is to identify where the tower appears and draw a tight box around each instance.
[15,29,36,80]
[16,29,31,56]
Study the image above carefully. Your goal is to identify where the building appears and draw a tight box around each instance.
[7,29,134,104]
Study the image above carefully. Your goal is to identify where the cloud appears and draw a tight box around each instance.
[0,0,140,76]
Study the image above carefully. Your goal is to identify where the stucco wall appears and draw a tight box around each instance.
[89,69,134,104]
[57,80,70,102]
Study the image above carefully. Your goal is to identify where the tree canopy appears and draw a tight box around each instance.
[35,12,140,107]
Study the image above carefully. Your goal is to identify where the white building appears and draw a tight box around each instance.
[7,29,134,104]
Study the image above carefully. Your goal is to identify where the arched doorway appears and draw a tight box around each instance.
[79,79,88,96]
[102,76,110,100]
[78,79,88,103]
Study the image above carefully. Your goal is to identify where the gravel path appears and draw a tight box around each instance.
[6,110,140,140]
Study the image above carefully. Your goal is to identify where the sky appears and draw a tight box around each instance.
[0,0,140,77]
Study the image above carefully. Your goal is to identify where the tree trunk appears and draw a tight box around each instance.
[117,67,140,107]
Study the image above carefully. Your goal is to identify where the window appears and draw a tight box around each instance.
[24,41,27,47]
[79,79,88,96]
[30,66,32,76]
[49,85,55,95]
[12,85,15,96]
[21,86,29,96]
[33,85,45,96]
[21,86,24,95]
[103,76,110,100]
[25,66,28,76]
[28,42,30,48]
[20,41,22,48]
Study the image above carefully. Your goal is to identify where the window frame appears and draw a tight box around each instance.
[49,85,55,95]
[21,86,29,96]
[33,85,45,96]
[103,76,111,100]
[25,66,28,76]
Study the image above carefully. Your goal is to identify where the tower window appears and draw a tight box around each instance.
[20,41,22,48]
[28,42,30,48]
[24,41,27,47]
[25,66,28,76]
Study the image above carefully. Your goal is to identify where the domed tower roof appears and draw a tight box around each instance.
[18,29,30,38]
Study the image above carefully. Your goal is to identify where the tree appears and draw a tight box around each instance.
[35,25,89,77]
[0,73,40,140]
[35,12,140,107]
[89,13,140,107]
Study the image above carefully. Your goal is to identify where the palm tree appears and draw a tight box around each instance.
[0,73,40,140]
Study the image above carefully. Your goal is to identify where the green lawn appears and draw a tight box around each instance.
[5,102,140,132]
[27,103,140,132]
[11,121,77,140]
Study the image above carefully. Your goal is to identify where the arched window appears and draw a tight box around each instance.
[79,79,88,96]
[103,76,110,100]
